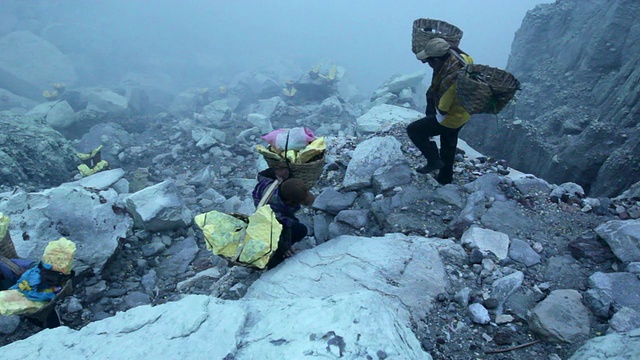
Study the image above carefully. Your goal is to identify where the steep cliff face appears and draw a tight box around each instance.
[462,0,640,197]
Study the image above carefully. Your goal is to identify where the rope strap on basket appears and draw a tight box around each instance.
[0,255,24,276]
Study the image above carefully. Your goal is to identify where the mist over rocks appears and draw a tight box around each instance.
[0,31,78,99]
[1,1,640,359]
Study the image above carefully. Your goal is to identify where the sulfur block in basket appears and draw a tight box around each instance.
[41,237,76,275]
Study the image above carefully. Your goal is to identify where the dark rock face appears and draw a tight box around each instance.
[462,0,640,197]
[0,113,78,189]
[568,232,617,264]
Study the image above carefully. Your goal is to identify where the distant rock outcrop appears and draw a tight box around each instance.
[0,31,78,100]
[462,0,640,197]
[0,112,78,189]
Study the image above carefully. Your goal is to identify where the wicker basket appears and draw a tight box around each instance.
[0,231,18,259]
[24,279,73,327]
[264,154,325,190]
[456,64,521,115]
[412,18,463,54]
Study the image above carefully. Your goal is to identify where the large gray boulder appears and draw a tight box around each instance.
[124,180,193,232]
[529,289,591,343]
[199,99,233,127]
[25,101,57,118]
[42,100,75,129]
[0,183,132,275]
[608,307,640,334]
[0,292,432,360]
[65,168,127,192]
[75,122,135,168]
[84,88,128,115]
[229,71,282,101]
[569,327,640,360]
[371,71,426,98]
[595,218,640,263]
[355,104,423,135]
[0,112,78,189]
[588,272,640,313]
[369,71,426,110]
[0,31,78,100]
[251,96,285,118]
[313,187,358,215]
[246,233,451,324]
[461,226,510,260]
[462,0,640,197]
[342,136,412,192]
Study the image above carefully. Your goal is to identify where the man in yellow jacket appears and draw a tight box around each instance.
[406,37,472,185]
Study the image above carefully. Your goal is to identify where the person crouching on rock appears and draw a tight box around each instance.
[406,37,473,185]
[252,168,315,269]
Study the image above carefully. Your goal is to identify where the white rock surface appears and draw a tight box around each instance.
[44,100,75,129]
[65,168,126,190]
[342,136,410,191]
[0,185,131,275]
[595,219,640,263]
[85,88,129,114]
[0,292,432,360]
[246,112,273,134]
[355,104,423,135]
[124,179,193,232]
[569,327,640,360]
[246,233,448,324]
[469,303,491,324]
[461,226,511,260]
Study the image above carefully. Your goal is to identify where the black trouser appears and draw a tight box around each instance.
[406,115,463,182]
[267,221,308,269]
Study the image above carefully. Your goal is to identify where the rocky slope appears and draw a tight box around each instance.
[1,2,640,357]
[1,110,639,359]
[462,0,640,197]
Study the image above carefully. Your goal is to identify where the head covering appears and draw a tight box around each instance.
[416,37,451,60]
[280,178,315,206]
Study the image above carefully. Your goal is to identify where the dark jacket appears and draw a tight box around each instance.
[0,258,34,290]
[252,170,301,229]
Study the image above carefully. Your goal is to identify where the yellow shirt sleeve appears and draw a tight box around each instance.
[438,83,457,113]
[437,54,473,128]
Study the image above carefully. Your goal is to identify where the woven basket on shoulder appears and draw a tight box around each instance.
[412,18,463,54]
[0,231,18,259]
[456,64,521,115]
[264,154,325,190]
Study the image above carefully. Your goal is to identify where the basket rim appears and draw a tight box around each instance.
[460,65,520,89]
[263,153,326,166]
[413,19,463,39]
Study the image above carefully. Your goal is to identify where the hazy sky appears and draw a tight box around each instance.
[5,0,554,95]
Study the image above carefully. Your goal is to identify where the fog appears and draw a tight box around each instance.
[3,0,553,96]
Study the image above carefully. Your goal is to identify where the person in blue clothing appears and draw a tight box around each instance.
[252,168,315,269]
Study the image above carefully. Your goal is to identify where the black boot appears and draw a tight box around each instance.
[417,158,444,174]
[436,171,453,185]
